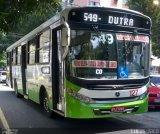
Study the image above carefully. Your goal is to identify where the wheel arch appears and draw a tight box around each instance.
[39,85,47,105]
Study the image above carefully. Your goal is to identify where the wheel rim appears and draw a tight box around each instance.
[43,97,49,113]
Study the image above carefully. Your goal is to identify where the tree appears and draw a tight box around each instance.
[0,0,60,33]
[128,0,160,57]
[0,0,61,68]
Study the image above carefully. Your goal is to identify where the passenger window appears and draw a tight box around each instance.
[12,48,17,65]
[17,46,21,64]
[38,29,50,63]
[28,38,37,64]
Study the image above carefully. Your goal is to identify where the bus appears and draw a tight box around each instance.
[6,7,151,118]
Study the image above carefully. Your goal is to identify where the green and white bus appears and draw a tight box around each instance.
[6,7,151,118]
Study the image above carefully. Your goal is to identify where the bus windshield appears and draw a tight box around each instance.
[66,30,149,80]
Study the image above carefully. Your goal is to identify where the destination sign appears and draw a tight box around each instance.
[68,8,151,29]
[72,60,117,68]
[116,34,149,43]
[84,13,134,27]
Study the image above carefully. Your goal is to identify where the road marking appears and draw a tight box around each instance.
[0,107,10,129]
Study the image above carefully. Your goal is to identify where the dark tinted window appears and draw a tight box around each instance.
[1,72,6,75]
[150,76,160,84]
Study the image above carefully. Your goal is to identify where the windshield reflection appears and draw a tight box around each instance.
[117,34,149,78]
[66,30,149,80]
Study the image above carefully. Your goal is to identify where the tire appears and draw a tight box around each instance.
[42,92,54,117]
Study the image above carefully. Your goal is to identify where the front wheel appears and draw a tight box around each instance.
[42,92,54,117]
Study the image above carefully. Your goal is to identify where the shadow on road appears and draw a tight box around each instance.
[21,96,143,134]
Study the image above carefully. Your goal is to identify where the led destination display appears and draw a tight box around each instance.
[68,8,151,30]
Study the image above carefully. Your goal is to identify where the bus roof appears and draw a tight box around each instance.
[63,6,151,20]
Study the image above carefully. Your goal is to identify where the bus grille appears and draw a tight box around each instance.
[87,84,143,90]
[92,96,140,104]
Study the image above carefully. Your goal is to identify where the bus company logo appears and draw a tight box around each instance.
[115,91,120,97]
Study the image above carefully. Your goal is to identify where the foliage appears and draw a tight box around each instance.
[11,6,57,35]
[128,0,160,57]
[0,0,60,33]
[0,0,60,68]
[0,51,6,69]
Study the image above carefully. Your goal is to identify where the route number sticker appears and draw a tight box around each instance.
[130,89,138,97]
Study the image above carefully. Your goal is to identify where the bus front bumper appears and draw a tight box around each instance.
[66,95,148,119]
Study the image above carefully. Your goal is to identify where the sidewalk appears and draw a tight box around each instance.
[0,84,14,91]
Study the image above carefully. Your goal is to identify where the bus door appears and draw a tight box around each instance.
[52,26,66,113]
[21,45,28,96]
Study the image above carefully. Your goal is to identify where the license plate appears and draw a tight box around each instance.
[154,99,160,103]
[111,106,125,112]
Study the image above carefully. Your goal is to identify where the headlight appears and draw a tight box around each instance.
[67,88,95,104]
[139,89,149,100]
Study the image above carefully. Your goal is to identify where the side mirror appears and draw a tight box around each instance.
[61,22,70,47]
[61,27,69,46]
[62,22,70,60]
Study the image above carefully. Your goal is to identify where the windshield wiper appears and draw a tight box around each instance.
[92,25,105,43]
[92,25,110,60]
[92,25,101,36]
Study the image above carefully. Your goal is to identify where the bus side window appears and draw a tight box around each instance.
[12,48,17,65]
[38,29,50,64]
[17,46,21,65]
[28,38,37,64]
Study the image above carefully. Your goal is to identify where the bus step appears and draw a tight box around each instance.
[53,109,64,117]
[57,103,62,111]
[24,95,28,99]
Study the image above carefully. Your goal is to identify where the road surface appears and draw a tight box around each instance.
[0,83,160,134]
